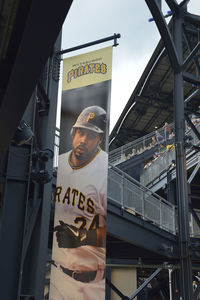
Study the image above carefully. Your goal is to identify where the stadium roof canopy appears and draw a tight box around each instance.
[109,16,200,151]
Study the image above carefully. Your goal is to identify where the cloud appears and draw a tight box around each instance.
[110,51,153,131]
[62,0,200,131]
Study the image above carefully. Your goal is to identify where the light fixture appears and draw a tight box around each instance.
[13,120,34,146]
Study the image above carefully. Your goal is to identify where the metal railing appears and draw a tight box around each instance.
[109,123,174,165]
[108,163,176,234]
[108,163,200,237]
[141,122,200,186]
[140,149,175,187]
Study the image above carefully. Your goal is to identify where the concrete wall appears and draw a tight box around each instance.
[111,267,137,300]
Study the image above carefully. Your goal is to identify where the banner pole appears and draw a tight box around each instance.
[57,33,121,56]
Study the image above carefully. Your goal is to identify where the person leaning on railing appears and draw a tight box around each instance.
[155,130,164,144]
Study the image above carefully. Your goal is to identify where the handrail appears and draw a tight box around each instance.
[108,163,200,237]
[109,163,174,207]
[108,163,176,234]
[141,122,200,187]
[109,123,174,165]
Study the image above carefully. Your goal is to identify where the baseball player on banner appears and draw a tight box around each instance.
[49,106,108,300]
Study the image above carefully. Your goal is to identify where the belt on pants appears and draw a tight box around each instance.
[60,265,97,283]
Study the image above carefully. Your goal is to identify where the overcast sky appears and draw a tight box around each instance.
[61,0,200,132]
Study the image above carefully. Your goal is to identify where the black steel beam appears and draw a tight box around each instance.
[173,6,194,299]
[107,199,179,259]
[145,0,180,73]
[0,0,73,160]
[182,25,200,76]
[183,72,200,85]
[0,146,30,300]
[165,0,179,13]
[183,42,200,69]
[184,113,200,141]
[106,278,128,299]
[129,268,162,300]
[184,12,200,26]
[184,89,200,104]
[21,36,62,299]
[188,162,200,184]
[22,197,42,264]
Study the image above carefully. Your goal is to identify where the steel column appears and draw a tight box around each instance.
[21,34,62,300]
[171,269,180,300]
[173,6,193,299]
[0,146,30,300]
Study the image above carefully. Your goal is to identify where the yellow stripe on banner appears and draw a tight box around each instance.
[62,46,112,91]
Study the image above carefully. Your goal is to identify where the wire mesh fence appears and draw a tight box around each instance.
[108,164,176,234]
[109,123,174,165]
[140,122,200,186]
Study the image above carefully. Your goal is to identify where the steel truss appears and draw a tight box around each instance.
[145,0,200,299]
[0,34,62,300]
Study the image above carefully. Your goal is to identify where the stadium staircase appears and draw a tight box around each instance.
[108,121,200,242]
[107,163,200,238]
[109,122,200,194]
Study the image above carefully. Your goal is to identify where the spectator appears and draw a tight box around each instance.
[159,143,167,153]
[131,148,136,157]
[169,131,175,139]
[191,115,198,125]
[150,136,156,147]
[155,130,164,144]
[164,122,171,141]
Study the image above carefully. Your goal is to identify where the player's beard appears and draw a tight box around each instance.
[73,145,97,162]
[73,145,88,160]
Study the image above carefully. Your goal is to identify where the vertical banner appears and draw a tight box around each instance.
[49,46,112,300]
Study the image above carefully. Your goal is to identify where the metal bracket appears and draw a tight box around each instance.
[52,54,61,82]
[37,81,50,114]
[57,33,121,56]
